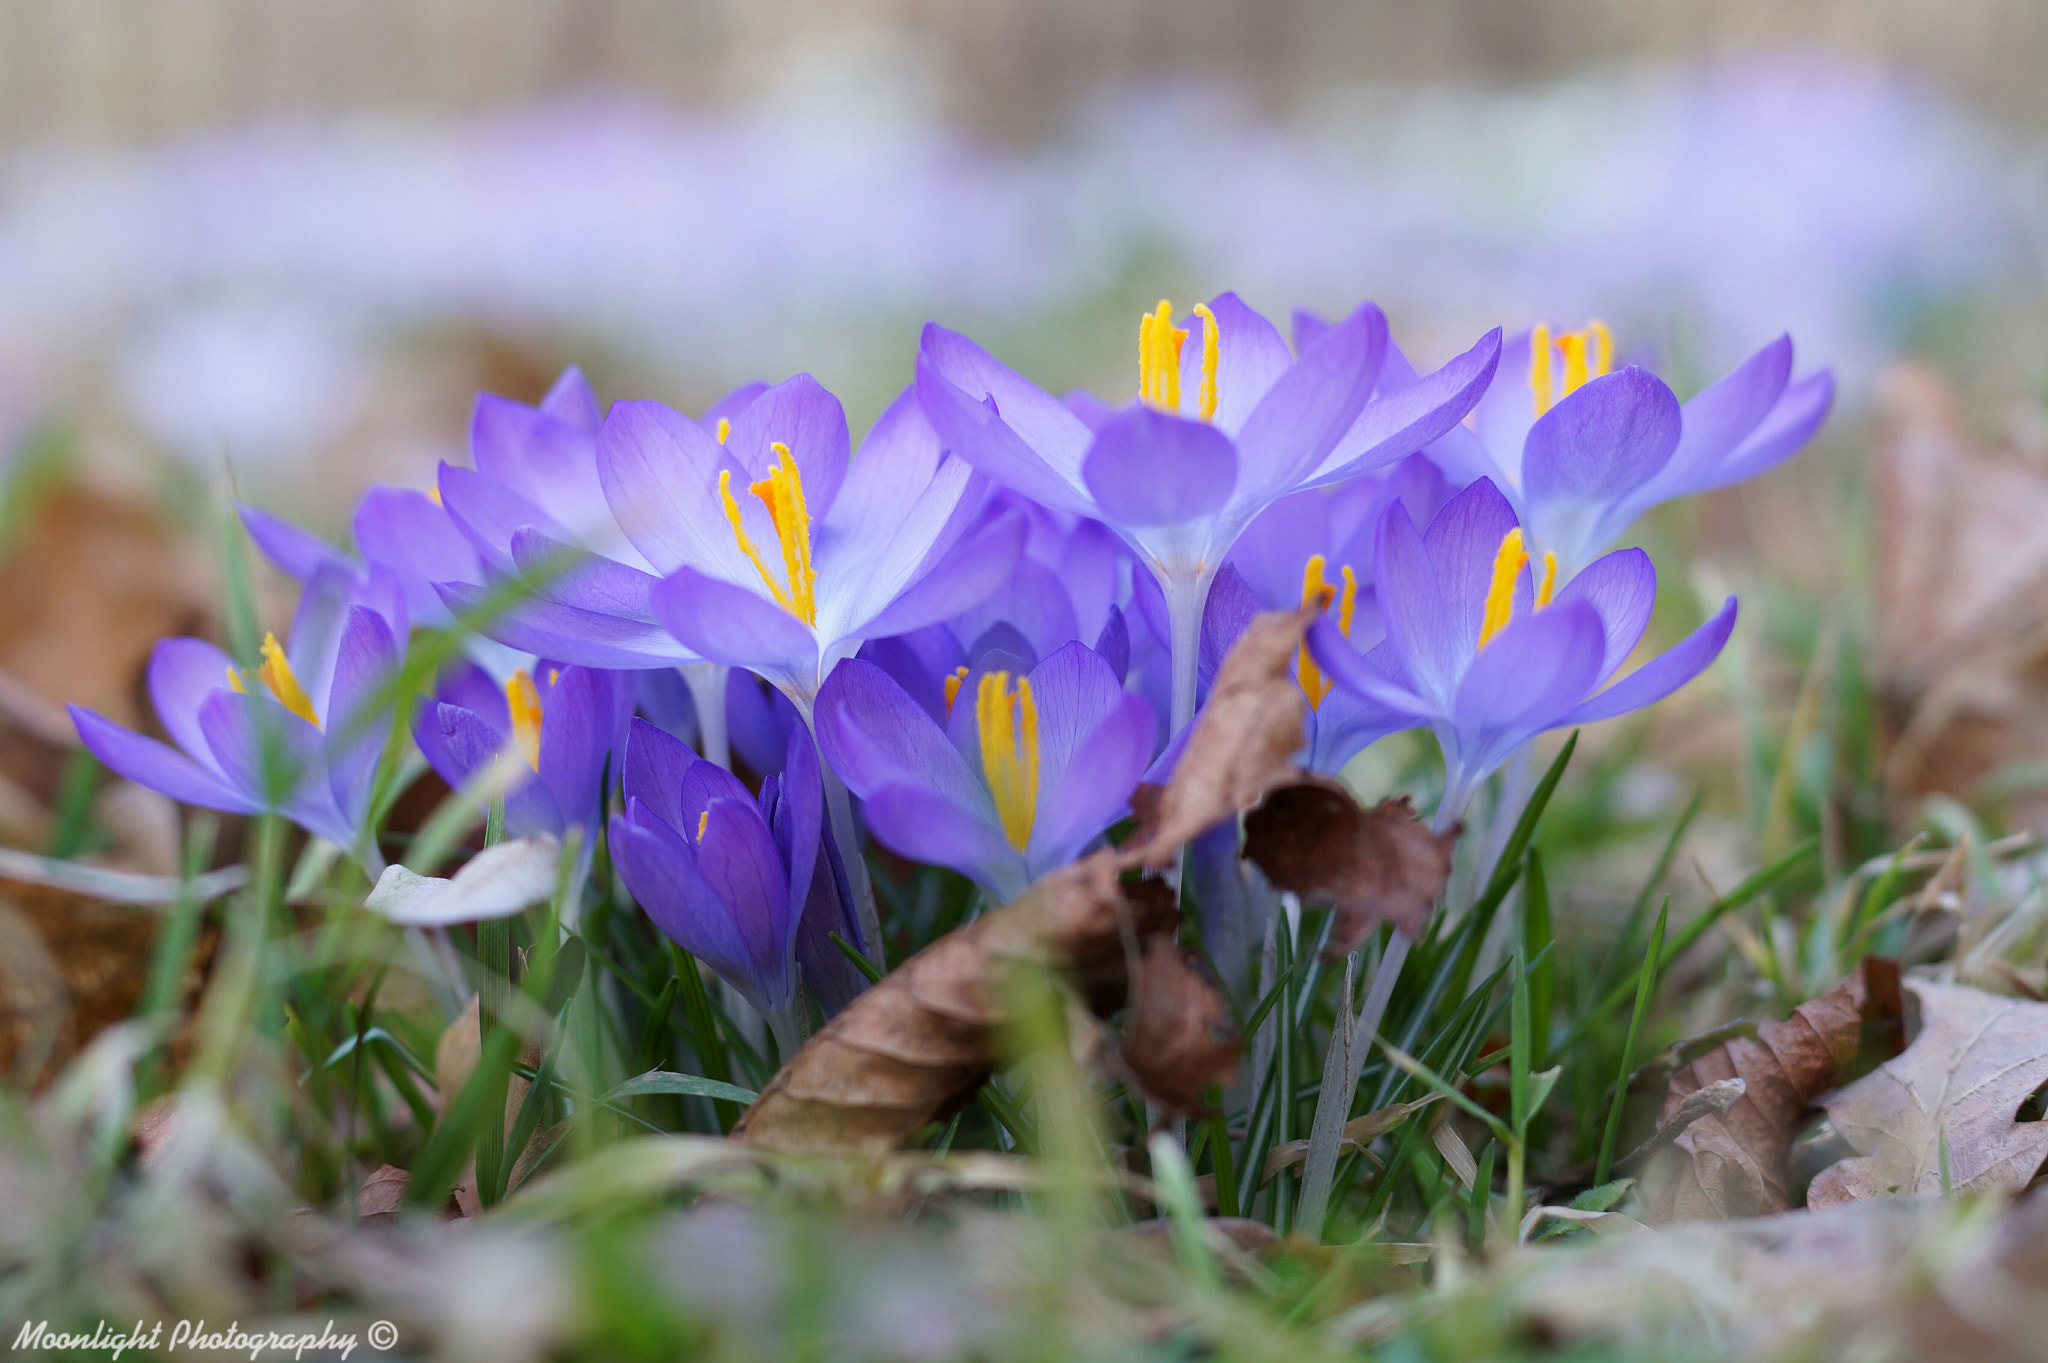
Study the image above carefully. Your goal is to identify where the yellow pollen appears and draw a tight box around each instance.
[1296,555,1343,708]
[696,810,709,841]
[975,671,1040,853]
[427,486,443,507]
[225,666,246,694]
[719,442,818,626]
[1529,319,1617,418]
[257,632,320,727]
[1479,529,1530,649]
[506,668,543,771]
[1535,551,1558,608]
[1138,299,1187,411]
[715,417,731,445]
[546,667,560,685]
[1337,564,1359,636]
[943,665,971,714]
[1192,301,1220,422]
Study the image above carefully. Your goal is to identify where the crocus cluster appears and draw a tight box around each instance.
[71,292,1830,1028]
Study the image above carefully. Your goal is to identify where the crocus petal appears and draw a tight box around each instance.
[324,605,399,830]
[1230,302,1386,504]
[1560,597,1738,727]
[541,365,603,433]
[535,665,629,834]
[1420,477,1524,662]
[850,510,1026,641]
[471,393,612,539]
[1082,407,1237,528]
[1027,691,1154,873]
[822,387,941,546]
[286,561,362,715]
[692,797,794,974]
[1658,335,1793,491]
[949,557,1080,662]
[1179,292,1294,433]
[1312,327,1502,484]
[510,527,660,618]
[728,671,800,778]
[1305,619,1429,715]
[1199,564,1258,694]
[650,567,819,681]
[793,823,867,1016]
[437,580,698,670]
[198,690,350,843]
[240,503,349,581]
[1655,370,1834,502]
[722,374,850,520]
[1094,607,1131,683]
[815,658,995,825]
[860,783,1027,902]
[70,705,261,814]
[1553,547,1657,682]
[613,808,784,1014]
[772,725,826,927]
[1522,367,1683,509]
[702,381,768,433]
[148,637,242,775]
[437,462,565,576]
[595,399,750,580]
[1371,505,1458,709]
[1447,600,1609,778]
[858,627,966,725]
[621,717,700,833]
[915,324,1097,518]
[352,486,482,628]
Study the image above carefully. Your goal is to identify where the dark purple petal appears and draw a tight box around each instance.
[535,665,631,835]
[70,705,261,814]
[1093,607,1130,683]
[728,669,800,777]
[1231,302,1386,501]
[634,668,698,748]
[1560,597,1737,727]
[793,818,867,1015]
[614,808,786,1013]
[949,557,1079,663]
[1314,328,1502,483]
[1199,564,1258,693]
[622,717,699,832]
[915,324,1096,517]
[1081,407,1237,527]
[860,782,1025,899]
[1553,548,1657,682]
[1522,367,1682,508]
[240,503,349,582]
[723,374,850,518]
[436,580,698,669]
[857,627,965,725]
[771,725,825,929]
[692,797,793,973]
[650,567,818,676]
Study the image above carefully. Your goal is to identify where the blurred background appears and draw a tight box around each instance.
[4,0,2048,875]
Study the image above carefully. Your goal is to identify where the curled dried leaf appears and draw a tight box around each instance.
[1242,781,1455,953]
[1120,935,1240,1117]
[1123,607,1311,865]
[1643,958,1905,1222]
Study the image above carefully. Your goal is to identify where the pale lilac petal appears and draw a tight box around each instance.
[950,557,1079,662]
[1028,690,1154,872]
[471,392,611,536]
[1657,369,1834,501]
[650,567,818,676]
[510,527,659,618]
[1421,478,1524,661]
[820,454,985,638]
[915,324,1096,517]
[70,705,261,814]
[1180,292,1293,433]
[436,580,697,669]
[1523,367,1682,507]
[541,366,603,434]
[703,381,767,432]
[1230,302,1386,504]
[849,510,1025,641]
[1082,408,1237,527]
[1305,619,1428,716]
[1553,548,1657,682]
[352,487,481,628]
[814,658,993,824]
[1313,328,1502,483]
[723,374,850,517]
[595,399,750,579]
[1658,336,1793,489]
[1561,597,1737,727]
[239,504,348,581]
[860,782,1026,901]
[1372,505,1458,708]
[148,637,240,774]
[1469,328,1542,485]
[824,387,941,542]
[199,690,349,843]
[437,462,562,575]
[1447,600,1608,778]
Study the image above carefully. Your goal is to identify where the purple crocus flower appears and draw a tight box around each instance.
[242,486,486,639]
[815,640,1154,903]
[412,659,633,852]
[916,292,1500,732]
[69,564,403,868]
[611,717,867,1047]
[1440,324,1832,575]
[1307,478,1737,821]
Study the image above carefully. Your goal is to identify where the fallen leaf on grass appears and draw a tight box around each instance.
[1809,980,2048,1207]
[1643,958,1905,1221]
[1242,781,1456,952]
[358,1164,412,1224]
[1120,936,1240,1115]
[1123,607,1312,864]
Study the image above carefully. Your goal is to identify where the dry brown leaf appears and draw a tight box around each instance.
[1119,935,1240,1116]
[734,852,1179,1151]
[358,1164,412,1224]
[1122,607,1311,865]
[1242,782,1456,952]
[1809,980,2048,1208]
[1643,958,1905,1222]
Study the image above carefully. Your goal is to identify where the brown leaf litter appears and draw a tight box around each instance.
[1241,780,1456,952]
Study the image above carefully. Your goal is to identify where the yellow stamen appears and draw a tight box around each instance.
[226,666,246,694]
[427,486,443,507]
[718,442,819,626]
[1535,551,1558,608]
[546,667,561,685]
[696,810,709,841]
[1589,319,1613,378]
[943,665,971,714]
[1478,529,1530,649]
[715,417,731,444]
[1296,555,1339,708]
[1529,322,1555,417]
[1559,330,1590,399]
[975,672,1039,852]
[506,668,542,772]
[257,632,321,727]
[1337,564,1359,636]
[1191,301,1220,423]
[1138,299,1187,411]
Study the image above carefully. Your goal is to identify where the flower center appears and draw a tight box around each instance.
[943,665,971,714]
[1529,320,1614,418]
[225,632,321,728]
[719,441,818,626]
[506,668,543,771]
[1295,553,1357,710]
[975,670,1040,852]
[1478,528,1556,649]
[1137,299,1220,422]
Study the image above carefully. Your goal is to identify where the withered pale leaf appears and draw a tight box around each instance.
[1122,607,1311,866]
[1808,980,2048,1207]
[1120,935,1240,1116]
[1643,958,1904,1222]
[1242,781,1455,952]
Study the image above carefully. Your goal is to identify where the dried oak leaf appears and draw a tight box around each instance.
[1243,781,1455,954]
[1644,958,1905,1222]
[1122,606,1312,866]
[734,852,1178,1151]
[1120,935,1240,1116]
[1808,980,2048,1208]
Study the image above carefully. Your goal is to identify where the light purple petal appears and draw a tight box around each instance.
[1081,408,1237,529]
[703,381,768,432]
[1523,367,1682,507]
[436,580,697,669]
[915,324,1096,517]
[352,487,482,629]
[1447,600,1608,778]
[1421,477,1525,662]
[860,782,1026,901]
[723,374,850,519]
[814,657,993,825]
[542,366,602,434]
[1313,328,1502,483]
[1230,302,1386,503]
[148,637,240,775]
[1180,292,1294,433]
[1305,619,1428,716]
[692,797,794,974]
[1654,369,1834,503]
[1560,597,1737,727]
[198,690,349,843]
[437,462,562,575]
[1372,505,1458,708]
[1553,548,1657,682]
[470,392,611,538]
[535,665,629,834]
[614,808,787,1014]
[510,527,659,618]
[1658,336,1793,490]
[1028,690,1154,872]
[239,504,349,582]
[1199,564,1258,693]
[594,399,747,579]
[324,605,399,829]
[650,567,819,677]
[850,510,1025,641]
[70,705,261,814]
